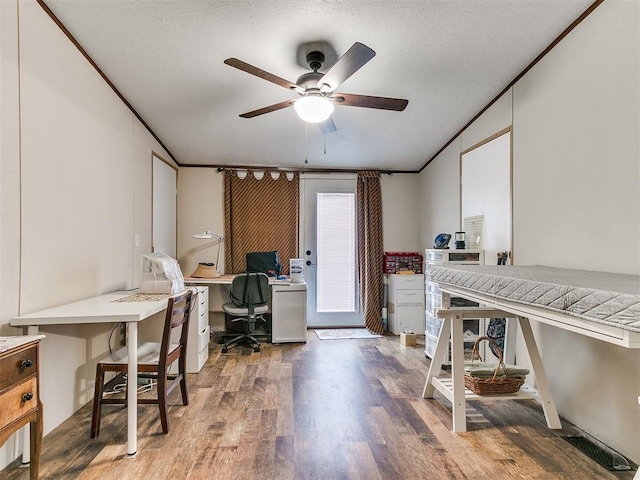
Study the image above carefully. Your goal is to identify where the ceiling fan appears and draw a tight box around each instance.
[224,42,409,133]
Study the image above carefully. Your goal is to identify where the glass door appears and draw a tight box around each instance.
[301,174,364,328]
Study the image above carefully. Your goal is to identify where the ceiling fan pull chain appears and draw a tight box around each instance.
[324,132,327,155]
[305,122,309,164]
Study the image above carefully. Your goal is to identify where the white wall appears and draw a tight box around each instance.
[176,169,421,329]
[418,139,461,249]
[177,170,421,263]
[511,0,639,458]
[381,173,421,252]
[512,3,639,273]
[418,0,639,461]
[1,0,174,468]
[177,167,225,277]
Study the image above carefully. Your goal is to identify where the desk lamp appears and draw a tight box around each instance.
[191,231,224,278]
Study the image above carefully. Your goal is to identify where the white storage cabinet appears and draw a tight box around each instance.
[387,274,425,335]
[187,286,210,373]
[271,282,308,343]
[424,249,486,365]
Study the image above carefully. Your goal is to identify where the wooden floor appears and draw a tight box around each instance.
[3,331,635,480]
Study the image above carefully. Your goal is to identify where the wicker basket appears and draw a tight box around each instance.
[464,336,525,395]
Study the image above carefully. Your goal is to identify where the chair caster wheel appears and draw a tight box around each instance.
[221,346,228,353]
[253,346,260,352]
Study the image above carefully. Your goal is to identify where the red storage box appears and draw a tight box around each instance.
[383,252,423,274]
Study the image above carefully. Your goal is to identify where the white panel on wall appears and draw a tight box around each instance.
[0,0,24,470]
[381,174,420,252]
[419,140,461,250]
[461,131,511,263]
[177,167,223,277]
[513,0,639,274]
[152,155,177,258]
[19,1,134,313]
[0,0,21,335]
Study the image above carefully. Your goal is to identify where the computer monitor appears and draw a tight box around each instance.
[246,251,282,277]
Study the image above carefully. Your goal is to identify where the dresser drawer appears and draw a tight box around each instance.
[198,310,208,331]
[426,281,440,295]
[425,291,442,315]
[393,275,424,289]
[0,377,38,427]
[425,250,446,264]
[198,292,208,315]
[199,325,210,353]
[425,313,443,337]
[0,345,38,391]
[395,289,423,305]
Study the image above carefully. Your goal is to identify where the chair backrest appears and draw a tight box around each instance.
[160,289,193,368]
[230,272,269,307]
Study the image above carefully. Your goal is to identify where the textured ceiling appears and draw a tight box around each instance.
[43,0,595,172]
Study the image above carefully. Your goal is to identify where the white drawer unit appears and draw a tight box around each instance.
[425,249,485,365]
[424,249,485,266]
[187,286,209,373]
[271,282,307,343]
[387,274,425,335]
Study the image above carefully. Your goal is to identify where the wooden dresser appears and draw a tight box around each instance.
[0,336,44,480]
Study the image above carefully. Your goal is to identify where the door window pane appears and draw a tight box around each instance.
[316,193,356,312]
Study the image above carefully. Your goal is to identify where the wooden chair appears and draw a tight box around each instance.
[90,289,193,437]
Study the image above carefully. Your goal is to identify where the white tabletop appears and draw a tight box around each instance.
[11,291,169,327]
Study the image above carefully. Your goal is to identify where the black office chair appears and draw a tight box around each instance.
[90,289,193,437]
[221,272,269,353]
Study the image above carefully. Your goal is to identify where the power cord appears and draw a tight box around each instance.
[103,374,157,396]
[107,322,123,354]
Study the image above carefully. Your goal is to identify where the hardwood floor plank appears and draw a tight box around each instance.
[1,332,635,480]
[274,435,295,480]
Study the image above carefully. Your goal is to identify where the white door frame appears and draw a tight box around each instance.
[300,173,364,328]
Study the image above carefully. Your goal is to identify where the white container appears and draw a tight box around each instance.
[290,258,304,283]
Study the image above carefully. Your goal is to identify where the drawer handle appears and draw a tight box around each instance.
[22,392,34,402]
[21,359,33,368]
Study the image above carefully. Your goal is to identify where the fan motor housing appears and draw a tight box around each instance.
[306,51,325,71]
[296,71,324,91]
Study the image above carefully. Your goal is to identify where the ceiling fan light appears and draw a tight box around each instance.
[294,96,334,123]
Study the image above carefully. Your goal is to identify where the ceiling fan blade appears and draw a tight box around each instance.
[317,42,376,93]
[224,58,298,90]
[333,93,408,111]
[239,99,295,118]
[319,116,337,134]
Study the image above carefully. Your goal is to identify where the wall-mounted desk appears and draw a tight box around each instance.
[184,276,307,343]
[11,291,170,456]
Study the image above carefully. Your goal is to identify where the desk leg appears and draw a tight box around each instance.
[422,320,451,399]
[450,315,467,433]
[126,322,138,455]
[519,317,561,429]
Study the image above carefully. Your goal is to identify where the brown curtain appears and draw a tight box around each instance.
[357,171,384,334]
[224,170,299,275]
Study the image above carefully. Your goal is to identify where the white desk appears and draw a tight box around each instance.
[11,291,170,456]
[184,276,307,343]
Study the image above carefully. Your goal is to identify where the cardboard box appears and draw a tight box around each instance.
[400,332,417,346]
